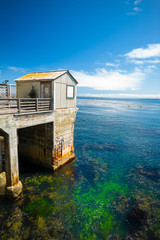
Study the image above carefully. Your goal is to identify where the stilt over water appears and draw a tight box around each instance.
[0,70,78,199]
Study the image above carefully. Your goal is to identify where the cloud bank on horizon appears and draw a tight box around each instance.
[72,68,145,91]
[71,43,160,93]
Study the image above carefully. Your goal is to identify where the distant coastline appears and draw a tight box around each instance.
[77,96,160,101]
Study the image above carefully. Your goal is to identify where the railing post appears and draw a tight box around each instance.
[50,98,53,110]
[6,85,9,97]
[36,98,39,112]
[17,99,21,113]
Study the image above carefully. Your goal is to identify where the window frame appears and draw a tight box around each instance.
[66,85,75,99]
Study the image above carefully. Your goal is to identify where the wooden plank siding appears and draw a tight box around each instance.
[55,72,77,109]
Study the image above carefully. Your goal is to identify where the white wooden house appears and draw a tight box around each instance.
[15,70,78,109]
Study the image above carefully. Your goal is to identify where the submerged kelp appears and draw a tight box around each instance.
[112,165,160,239]
[1,98,160,239]
[113,190,160,239]
[0,169,76,240]
[129,165,160,185]
[75,180,128,239]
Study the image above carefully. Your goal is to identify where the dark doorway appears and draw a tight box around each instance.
[17,122,54,173]
[40,81,52,98]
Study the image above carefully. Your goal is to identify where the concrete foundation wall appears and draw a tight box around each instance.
[18,122,53,169]
[53,108,78,169]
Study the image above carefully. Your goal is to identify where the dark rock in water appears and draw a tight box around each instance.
[126,206,147,232]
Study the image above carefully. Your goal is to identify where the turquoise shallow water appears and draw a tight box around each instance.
[0,98,160,240]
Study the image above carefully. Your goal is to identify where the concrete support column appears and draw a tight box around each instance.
[5,128,22,199]
[0,138,2,173]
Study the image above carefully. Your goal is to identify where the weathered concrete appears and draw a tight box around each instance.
[0,172,6,185]
[53,108,78,170]
[0,128,22,198]
[5,181,22,199]
[0,172,6,197]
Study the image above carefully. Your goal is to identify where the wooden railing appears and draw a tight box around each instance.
[0,84,9,98]
[0,84,16,98]
[0,98,52,114]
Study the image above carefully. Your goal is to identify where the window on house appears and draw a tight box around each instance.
[67,85,74,99]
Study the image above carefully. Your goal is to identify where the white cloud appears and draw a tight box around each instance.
[71,68,145,91]
[106,62,119,67]
[7,66,27,73]
[125,44,160,59]
[131,59,160,65]
[72,43,160,94]
[143,65,157,74]
[146,65,157,69]
[134,0,143,5]
[126,0,143,14]
[147,59,160,64]
[131,60,144,65]
[133,7,141,12]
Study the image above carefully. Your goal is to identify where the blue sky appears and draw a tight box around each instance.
[0,0,160,98]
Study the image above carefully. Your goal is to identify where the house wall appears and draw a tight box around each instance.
[16,81,41,98]
[54,72,77,109]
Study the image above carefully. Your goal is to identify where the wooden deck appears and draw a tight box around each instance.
[0,98,52,115]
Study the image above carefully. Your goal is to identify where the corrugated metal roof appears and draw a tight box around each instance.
[15,70,67,81]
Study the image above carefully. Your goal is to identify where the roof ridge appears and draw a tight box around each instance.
[28,70,68,74]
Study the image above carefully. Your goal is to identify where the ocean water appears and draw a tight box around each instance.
[0,98,160,240]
